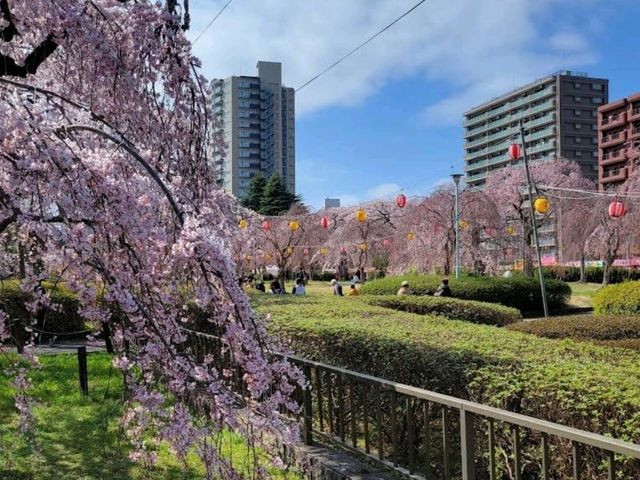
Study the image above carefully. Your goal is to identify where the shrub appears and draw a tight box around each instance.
[592,281,640,315]
[362,295,521,326]
[361,274,570,312]
[507,314,640,341]
[253,294,640,476]
[0,279,86,339]
[542,266,640,284]
[310,271,336,282]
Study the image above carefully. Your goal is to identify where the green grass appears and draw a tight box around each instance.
[568,282,601,307]
[0,353,300,480]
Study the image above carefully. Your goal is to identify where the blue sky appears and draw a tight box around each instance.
[188,0,640,209]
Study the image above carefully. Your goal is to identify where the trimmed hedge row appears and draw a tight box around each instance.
[254,294,640,476]
[362,295,521,326]
[0,280,85,336]
[542,266,640,284]
[593,281,640,315]
[360,274,570,312]
[507,314,640,342]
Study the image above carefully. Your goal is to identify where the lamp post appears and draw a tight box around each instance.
[451,173,463,278]
[517,120,549,318]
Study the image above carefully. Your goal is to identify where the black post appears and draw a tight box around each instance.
[302,365,313,445]
[77,346,88,395]
[102,322,114,354]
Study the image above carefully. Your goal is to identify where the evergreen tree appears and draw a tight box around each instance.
[241,174,266,211]
[259,174,297,215]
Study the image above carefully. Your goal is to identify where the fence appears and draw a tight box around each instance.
[184,329,640,479]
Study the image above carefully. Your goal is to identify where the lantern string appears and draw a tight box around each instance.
[538,185,640,199]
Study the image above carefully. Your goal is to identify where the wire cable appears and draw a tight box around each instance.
[295,0,428,92]
[192,0,236,45]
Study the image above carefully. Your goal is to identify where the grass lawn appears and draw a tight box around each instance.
[0,353,300,480]
[568,282,602,308]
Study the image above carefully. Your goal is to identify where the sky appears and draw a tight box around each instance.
[186,0,640,209]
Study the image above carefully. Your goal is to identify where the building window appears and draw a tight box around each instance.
[575,151,582,157]
[592,151,598,157]
[575,110,581,116]
[574,83,581,89]
[592,97,603,104]
[575,123,582,129]
[575,96,582,102]
[592,138,598,144]
[592,84,603,91]
[575,137,582,143]
[592,124,598,131]
[592,110,598,118]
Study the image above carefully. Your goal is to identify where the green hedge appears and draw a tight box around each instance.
[507,314,640,343]
[360,274,570,312]
[542,266,640,284]
[0,279,85,338]
[362,295,521,326]
[253,294,640,476]
[593,281,640,315]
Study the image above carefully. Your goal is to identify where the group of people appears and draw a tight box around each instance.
[397,278,452,297]
[330,279,360,296]
[265,278,306,295]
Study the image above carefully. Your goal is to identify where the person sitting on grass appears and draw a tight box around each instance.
[397,280,411,296]
[269,279,283,295]
[347,283,360,296]
[293,278,306,295]
[434,278,452,297]
[330,279,343,296]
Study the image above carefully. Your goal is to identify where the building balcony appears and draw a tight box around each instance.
[629,107,640,122]
[600,150,627,167]
[601,131,627,148]
[601,112,626,128]
[601,167,628,184]
[630,127,640,140]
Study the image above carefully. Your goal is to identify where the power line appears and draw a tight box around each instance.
[295,0,428,92]
[192,0,236,45]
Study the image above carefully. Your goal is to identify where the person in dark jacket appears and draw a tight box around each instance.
[433,278,452,297]
[269,279,283,294]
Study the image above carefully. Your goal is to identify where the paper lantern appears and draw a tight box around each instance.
[407,232,415,241]
[341,246,347,254]
[508,144,522,160]
[320,216,330,229]
[485,227,493,237]
[244,254,252,261]
[288,220,300,232]
[239,219,249,229]
[261,220,272,231]
[383,239,391,249]
[303,248,309,256]
[355,209,368,223]
[459,220,469,230]
[319,247,328,255]
[359,242,368,252]
[266,253,273,260]
[396,193,407,208]
[609,201,626,218]
[506,226,516,236]
[534,197,550,214]
[287,247,294,254]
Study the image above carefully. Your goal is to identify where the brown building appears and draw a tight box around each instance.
[598,93,640,190]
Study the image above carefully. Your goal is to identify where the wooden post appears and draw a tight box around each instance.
[303,365,313,445]
[460,409,476,480]
[77,346,88,395]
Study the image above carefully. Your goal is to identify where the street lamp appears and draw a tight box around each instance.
[451,173,463,278]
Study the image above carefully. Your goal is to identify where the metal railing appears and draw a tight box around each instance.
[183,329,640,480]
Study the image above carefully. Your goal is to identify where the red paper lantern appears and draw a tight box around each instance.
[320,216,330,229]
[508,144,522,160]
[485,227,493,237]
[609,201,626,218]
[303,248,309,256]
[261,220,272,231]
[383,239,391,249]
[341,246,347,254]
[396,193,407,208]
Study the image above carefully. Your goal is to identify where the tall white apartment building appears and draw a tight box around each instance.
[211,61,295,198]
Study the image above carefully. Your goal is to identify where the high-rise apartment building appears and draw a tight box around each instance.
[598,92,640,190]
[211,61,295,199]
[463,71,608,189]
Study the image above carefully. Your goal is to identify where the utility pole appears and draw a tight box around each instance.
[518,120,549,317]
[451,173,463,279]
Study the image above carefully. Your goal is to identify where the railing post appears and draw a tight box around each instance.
[460,409,476,480]
[302,364,313,446]
[77,346,88,395]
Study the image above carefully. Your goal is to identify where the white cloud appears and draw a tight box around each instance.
[188,0,601,121]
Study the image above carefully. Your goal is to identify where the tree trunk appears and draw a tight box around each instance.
[602,259,612,286]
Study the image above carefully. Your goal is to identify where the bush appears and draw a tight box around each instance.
[507,314,640,341]
[310,271,336,282]
[363,295,521,326]
[592,281,640,315]
[253,294,640,476]
[360,274,570,312]
[542,266,640,284]
[0,279,86,339]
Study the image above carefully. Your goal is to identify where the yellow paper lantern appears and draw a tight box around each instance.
[506,226,516,236]
[359,242,368,252]
[266,253,273,260]
[239,219,249,229]
[244,254,252,261]
[534,197,550,214]
[287,247,294,254]
[459,220,469,230]
[288,220,300,232]
[355,209,368,223]
[407,231,415,241]
[319,247,328,255]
